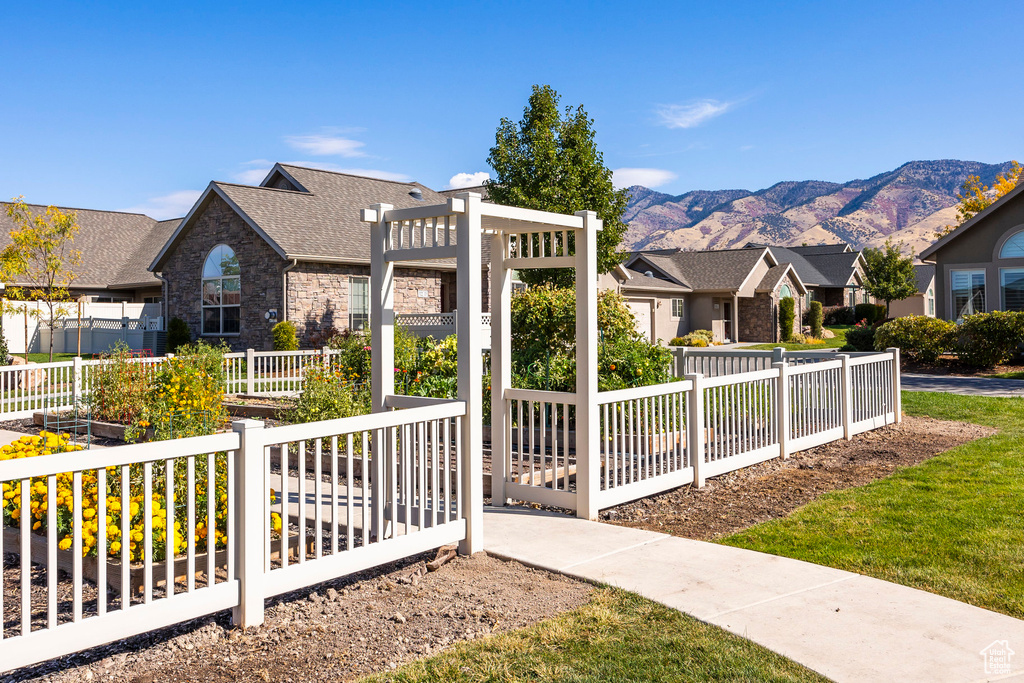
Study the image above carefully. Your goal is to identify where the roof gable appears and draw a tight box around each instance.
[920,181,1024,261]
[629,247,774,292]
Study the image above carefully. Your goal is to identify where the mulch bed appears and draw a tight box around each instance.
[603,415,996,541]
[3,552,591,683]
[902,355,1024,376]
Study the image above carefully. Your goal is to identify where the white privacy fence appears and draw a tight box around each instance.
[496,348,901,517]
[0,398,471,673]
[395,311,491,339]
[3,302,164,355]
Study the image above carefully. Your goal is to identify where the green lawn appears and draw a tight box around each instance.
[984,370,1024,379]
[13,352,99,363]
[739,325,853,351]
[361,588,825,683]
[722,391,1024,618]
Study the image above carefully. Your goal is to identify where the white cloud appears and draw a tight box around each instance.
[284,134,366,157]
[282,161,411,182]
[612,168,677,189]
[120,190,202,220]
[446,172,490,189]
[233,164,273,184]
[656,99,733,129]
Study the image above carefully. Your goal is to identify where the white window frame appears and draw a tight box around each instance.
[349,276,369,331]
[950,269,986,321]
[201,244,241,336]
[1000,268,1024,312]
[670,298,685,320]
[927,288,934,316]
[999,229,1024,259]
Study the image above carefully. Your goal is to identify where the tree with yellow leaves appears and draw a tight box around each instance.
[1,198,83,362]
[936,161,1022,239]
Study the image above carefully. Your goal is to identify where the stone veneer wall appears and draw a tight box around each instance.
[736,271,806,343]
[161,194,287,351]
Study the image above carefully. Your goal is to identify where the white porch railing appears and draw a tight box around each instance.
[496,348,902,517]
[0,399,470,673]
[395,311,492,339]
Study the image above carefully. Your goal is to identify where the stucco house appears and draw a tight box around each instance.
[0,203,178,303]
[622,247,808,343]
[920,183,1024,320]
[150,164,489,350]
[888,264,936,318]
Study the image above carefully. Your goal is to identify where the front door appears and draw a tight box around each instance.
[723,301,733,342]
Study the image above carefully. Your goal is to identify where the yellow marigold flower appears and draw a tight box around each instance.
[58,537,72,551]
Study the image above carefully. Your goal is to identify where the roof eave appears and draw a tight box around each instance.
[920,182,1024,260]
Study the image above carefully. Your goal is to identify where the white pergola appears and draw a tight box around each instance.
[361,193,604,550]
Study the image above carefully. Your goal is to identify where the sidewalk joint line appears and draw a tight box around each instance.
[558,534,669,572]
[708,575,856,619]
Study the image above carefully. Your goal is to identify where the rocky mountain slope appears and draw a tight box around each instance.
[626,160,1014,255]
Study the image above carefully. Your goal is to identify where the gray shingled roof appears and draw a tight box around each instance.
[914,263,935,292]
[744,243,861,288]
[0,203,171,289]
[621,268,691,294]
[630,248,769,291]
[801,252,862,287]
[787,243,852,255]
[154,164,489,271]
[439,184,490,200]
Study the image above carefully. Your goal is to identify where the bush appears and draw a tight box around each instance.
[272,321,299,351]
[809,301,823,339]
[0,327,10,365]
[288,362,370,424]
[955,311,1024,367]
[141,341,229,441]
[669,330,714,347]
[88,341,151,425]
[328,324,417,387]
[854,303,878,325]
[874,316,955,363]
[823,305,855,326]
[166,317,191,354]
[841,322,876,352]
[874,304,888,322]
[779,298,795,342]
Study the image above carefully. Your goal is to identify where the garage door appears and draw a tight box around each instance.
[626,301,652,341]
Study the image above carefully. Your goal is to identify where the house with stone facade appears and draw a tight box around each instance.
[149,164,488,350]
[744,242,869,309]
[623,247,808,343]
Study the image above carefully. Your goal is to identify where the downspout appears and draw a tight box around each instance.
[154,272,168,321]
[282,259,298,322]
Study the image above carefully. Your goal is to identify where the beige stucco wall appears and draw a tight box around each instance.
[929,196,1024,319]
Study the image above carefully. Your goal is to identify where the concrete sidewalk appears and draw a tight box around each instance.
[483,506,1024,683]
[902,373,1024,398]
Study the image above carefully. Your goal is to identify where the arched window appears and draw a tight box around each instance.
[779,284,793,299]
[202,245,240,335]
[999,229,1024,258]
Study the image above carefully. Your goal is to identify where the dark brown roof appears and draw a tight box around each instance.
[153,164,489,271]
[0,203,171,289]
[629,248,770,291]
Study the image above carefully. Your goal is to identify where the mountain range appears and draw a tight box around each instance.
[623,159,1015,256]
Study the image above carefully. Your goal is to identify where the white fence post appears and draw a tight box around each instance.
[772,346,785,365]
[887,347,902,423]
[774,361,791,459]
[490,230,511,507]
[840,354,853,440]
[575,211,601,521]
[685,373,705,488]
[232,419,266,628]
[72,356,82,406]
[245,348,255,396]
[321,346,330,367]
[456,192,483,552]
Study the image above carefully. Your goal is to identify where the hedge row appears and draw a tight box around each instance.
[868,312,1024,367]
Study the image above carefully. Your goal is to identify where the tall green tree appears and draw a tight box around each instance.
[1,198,82,361]
[862,239,918,317]
[486,85,628,286]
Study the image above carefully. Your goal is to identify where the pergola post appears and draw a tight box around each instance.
[575,211,600,520]
[456,192,483,553]
[489,229,511,507]
[368,203,393,541]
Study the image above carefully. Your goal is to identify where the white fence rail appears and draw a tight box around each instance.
[671,346,872,378]
[395,310,491,339]
[3,302,164,355]
[498,349,902,516]
[0,399,470,673]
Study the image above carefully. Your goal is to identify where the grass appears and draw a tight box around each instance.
[738,325,853,351]
[12,352,98,363]
[983,370,1024,379]
[722,391,1024,618]
[361,588,826,683]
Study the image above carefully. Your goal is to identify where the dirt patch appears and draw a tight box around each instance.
[4,552,591,683]
[604,416,996,541]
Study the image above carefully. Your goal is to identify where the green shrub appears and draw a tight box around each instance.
[841,323,876,352]
[272,321,299,351]
[955,311,1024,367]
[823,305,855,326]
[288,362,370,424]
[0,327,9,366]
[166,317,191,354]
[779,298,795,342]
[669,330,714,347]
[854,303,877,325]
[143,341,229,441]
[328,325,417,387]
[809,301,823,339]
[873,304,888,322]
[874,316,955,363]
[88,341,151,425]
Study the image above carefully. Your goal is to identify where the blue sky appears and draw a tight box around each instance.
[1,1,1021,219]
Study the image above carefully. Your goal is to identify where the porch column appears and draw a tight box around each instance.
[732,293,739,343]
[575,210,601,520]
[456,192,483,554]
[368,203,394,414]
[490,228,511,507]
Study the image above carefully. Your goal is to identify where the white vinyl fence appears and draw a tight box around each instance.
[0,399,470,673]
[497,348,901,515]
[3,302,163,355]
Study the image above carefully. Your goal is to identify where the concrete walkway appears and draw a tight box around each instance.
[902,373,1024,398]
[483,506,1024,683]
